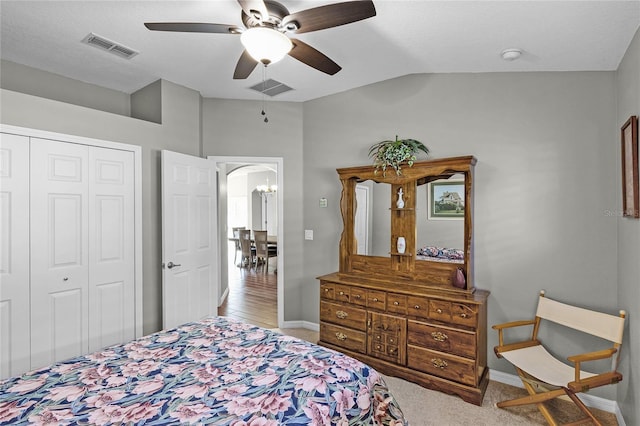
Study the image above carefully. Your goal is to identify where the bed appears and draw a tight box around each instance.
[0,316,407,425]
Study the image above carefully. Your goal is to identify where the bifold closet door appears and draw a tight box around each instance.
[88,147,135,352]
[0,133,30,379]
[30,138,89,369]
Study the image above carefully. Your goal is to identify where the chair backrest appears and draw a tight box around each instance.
[254,230,268,257]
[536,294,625,344]
[232,227,245,249]
[238,229,253,256]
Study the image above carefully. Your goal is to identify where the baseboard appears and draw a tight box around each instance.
[490,370,625,425]
[280,320,319,332]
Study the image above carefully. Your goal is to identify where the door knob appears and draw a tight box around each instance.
[166,261,181,269]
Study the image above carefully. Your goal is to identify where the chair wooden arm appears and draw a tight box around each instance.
[567,347,617,364]
[494,339,540,358]
[492,319,536,347]
[492,319,536,330]
[567,347,618,383]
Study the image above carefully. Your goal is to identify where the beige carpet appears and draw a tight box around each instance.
[275,327,618,425]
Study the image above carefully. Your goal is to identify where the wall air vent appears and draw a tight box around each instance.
[82,33,139,59]
[249,79,293,97]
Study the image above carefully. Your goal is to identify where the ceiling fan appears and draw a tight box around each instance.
[144,0,376,79]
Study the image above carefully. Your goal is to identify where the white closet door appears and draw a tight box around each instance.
[30,138,89,369]
[88,147,135,351]
[0,133,30,379]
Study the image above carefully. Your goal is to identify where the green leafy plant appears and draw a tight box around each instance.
[368,136,430,176]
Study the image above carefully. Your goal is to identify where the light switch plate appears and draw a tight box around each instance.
[305,229,314,240]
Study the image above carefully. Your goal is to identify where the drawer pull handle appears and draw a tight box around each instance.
[335,332,348,341]
[389,338,395,344]
[324,288,330,292]
[336,310,348,319]
[393,301,399,306]
[376,335,382,340]
[460,313,469,318]
[431,331,448,342]
[436,308,443,314]
[432,358,448,369]
[355,294,362,299]
[414,305,420,310]
[339,291,345,295]
[373,298,379,302]
[389,348,397,354]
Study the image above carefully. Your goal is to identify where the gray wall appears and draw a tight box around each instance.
[302,71,620,401]
[0,78,201,335]
[616,27,640,426]
[201,98,304,322]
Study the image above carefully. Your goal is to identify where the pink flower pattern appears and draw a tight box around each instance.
[0,316,406,425]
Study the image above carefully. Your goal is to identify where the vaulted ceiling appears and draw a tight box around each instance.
[1,1,639,102]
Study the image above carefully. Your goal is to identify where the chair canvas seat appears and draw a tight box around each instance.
[500,344,596,387]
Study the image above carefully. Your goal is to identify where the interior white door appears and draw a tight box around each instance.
[88,147,136,351]
[162,150,218,329]
[0,133,31,378]
[30,138,89,369]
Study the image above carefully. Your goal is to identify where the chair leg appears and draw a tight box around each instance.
[564,389,603,426]
[496,368,563,426]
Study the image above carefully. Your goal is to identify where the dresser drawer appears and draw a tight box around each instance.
[428,300,451,322]
[407,321,476,359]
[407,295,429,319]
[407,346,476,386]
[320,301,367,331]
[451,303,478,327]
[367,290,387,310]
[350,287,367,306]
[320,282,335,300]
[320,323,366,354]
[387,293,407,314]
[334,285,351,303]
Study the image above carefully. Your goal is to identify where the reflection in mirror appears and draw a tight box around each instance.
[416,174,464,263]
[355,180,390,256]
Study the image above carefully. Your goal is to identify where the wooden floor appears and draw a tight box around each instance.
[218,257,277,329]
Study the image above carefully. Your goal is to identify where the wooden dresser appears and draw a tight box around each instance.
[318,156,490,405]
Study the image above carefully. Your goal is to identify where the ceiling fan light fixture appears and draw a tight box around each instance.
[241,27,292,65]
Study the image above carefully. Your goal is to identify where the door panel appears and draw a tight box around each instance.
[162,150,218,329]
[0,133,30,379]
[30,138,89,370]
[88,147,135,351]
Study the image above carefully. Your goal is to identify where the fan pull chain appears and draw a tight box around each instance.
[261,65,268,123]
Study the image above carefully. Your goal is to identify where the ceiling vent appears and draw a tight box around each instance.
[82,33,139,59]
[249,79,293,97]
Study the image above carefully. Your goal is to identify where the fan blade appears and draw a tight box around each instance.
[234,50,259,79]
[144,22,240,34]
[282,0,376,34]
[288,39,341,75]
[237,0,270,21]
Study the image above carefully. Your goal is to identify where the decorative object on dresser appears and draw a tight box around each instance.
[318,156,490,406]
[368,135,430,176]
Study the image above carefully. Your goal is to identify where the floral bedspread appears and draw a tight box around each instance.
[0,316,407,425]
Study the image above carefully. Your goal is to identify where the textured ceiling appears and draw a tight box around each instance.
[1,1,639,102]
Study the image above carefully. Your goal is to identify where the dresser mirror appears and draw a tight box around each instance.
[355,175,465,262]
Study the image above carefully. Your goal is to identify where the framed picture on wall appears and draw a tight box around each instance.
[428,180,464,219]
[621,115,639,219]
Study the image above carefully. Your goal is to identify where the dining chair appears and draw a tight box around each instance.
[254,230,277,273]
[231,226,245,265]
[238,229,255,269]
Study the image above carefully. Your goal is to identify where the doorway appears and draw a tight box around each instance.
[208,156,284,329]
